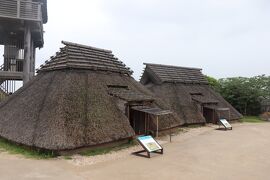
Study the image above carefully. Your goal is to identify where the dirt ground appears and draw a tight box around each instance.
[0,122,270,180]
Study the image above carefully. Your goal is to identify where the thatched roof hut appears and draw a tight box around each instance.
[0,42,179,151]
[140,63,243,124]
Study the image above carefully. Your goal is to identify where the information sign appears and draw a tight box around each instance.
[137,136,162,152]
[220,119,232,130]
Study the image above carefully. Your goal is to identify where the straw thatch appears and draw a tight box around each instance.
[0,42,180,151]
[141,63,242,124]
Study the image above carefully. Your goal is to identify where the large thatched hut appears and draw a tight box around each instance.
[140,63,242,124]
[0,42,180,151]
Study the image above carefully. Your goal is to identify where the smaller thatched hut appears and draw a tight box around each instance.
[140,63,243,124]
[0,42,180,152]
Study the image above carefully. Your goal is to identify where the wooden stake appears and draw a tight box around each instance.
[156,116,159,137]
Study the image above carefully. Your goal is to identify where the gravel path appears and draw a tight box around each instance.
[1,122,269,180]
[67,124,214,166]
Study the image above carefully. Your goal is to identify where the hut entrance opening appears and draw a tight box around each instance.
[202,107,231,124]
[107,84,158,135]
[203,107,216,123]
[129,107,148,135]
[130,106,172,137]
[191,93,220,124]
[216,108,231,122]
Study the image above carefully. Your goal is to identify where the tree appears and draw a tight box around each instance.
[218,76,270,115]
[206,76,221,92]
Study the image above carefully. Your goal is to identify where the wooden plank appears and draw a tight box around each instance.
[0,71,23,80]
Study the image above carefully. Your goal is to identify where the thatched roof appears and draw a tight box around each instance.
[141,63,209,85]
[141,63,242,124]
[38,41,132,75]
[108,86,154,102]
[0,42,180,151]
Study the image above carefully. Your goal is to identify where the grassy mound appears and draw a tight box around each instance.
[0,137,57,159]
[0,137,136,159]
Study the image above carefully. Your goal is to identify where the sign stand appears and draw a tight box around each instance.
[219,119,232,130]
[134,136,163,158]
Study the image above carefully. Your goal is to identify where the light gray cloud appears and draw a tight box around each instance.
[37,0,270,80]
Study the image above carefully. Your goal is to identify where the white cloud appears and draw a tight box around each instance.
[36,0,270,80]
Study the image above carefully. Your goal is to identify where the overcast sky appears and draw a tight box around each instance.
[37,0,270,80]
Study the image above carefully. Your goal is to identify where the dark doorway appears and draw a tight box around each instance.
[203,107,216,123]
[129,108,146,135]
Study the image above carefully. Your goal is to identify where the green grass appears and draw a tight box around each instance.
[0,137,137,159]
[0,137,57,159]
[240,116,266,123]
[79,141,137,156]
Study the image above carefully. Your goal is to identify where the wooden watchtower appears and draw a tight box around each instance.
[0,0,47,97]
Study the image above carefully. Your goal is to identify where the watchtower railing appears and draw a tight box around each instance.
[0,79,16,101]
[2,59,23,72]
[0,0,42,22]
[0,88,7,101]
